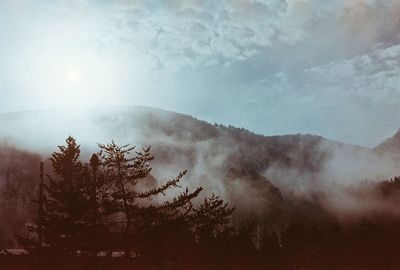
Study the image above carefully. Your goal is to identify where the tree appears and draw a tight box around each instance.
[21,137,98,254]
[21,136,235,264]
[192,194,235,249]
[96,141,203,257]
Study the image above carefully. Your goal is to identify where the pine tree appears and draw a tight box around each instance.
[34,137,97,254]
[97,141,203,257]
[20,137,236,263]
[192,194,235,249]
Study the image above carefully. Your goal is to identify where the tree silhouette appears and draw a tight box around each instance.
[96,141,203,257]
[19,136,238,266]
[192,194,235,248]
[20,137,98,254]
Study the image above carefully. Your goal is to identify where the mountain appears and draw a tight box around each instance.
[0,105,398,185]
[374,128,400,158]
[1,105,400,248]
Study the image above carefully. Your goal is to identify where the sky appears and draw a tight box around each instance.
[0,0,400,146]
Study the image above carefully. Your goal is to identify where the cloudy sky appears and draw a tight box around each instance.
[1,0,400,146]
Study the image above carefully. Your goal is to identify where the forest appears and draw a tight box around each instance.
[1,132,400,269]
[1,0,399,268]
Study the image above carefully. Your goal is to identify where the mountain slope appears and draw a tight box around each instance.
[1,106,400,248]
[375,129,400,158]
[0,105,398,189]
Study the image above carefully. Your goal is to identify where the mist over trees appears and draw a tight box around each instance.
[2,109,400,268]
[14,137,238,268]
[0,143,41,249]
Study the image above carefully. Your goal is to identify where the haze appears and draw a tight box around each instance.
[1,0,400,146]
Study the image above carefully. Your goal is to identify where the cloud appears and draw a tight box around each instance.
[1,0,400,146]
[305,42,400,109]
[2,0,400,71]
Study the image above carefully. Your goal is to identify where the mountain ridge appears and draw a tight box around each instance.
[1,105,400,244]
[0,105,399,186]
[0,105,388,149]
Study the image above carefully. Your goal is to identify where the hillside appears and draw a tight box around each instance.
[1,106,400,250]
[375,129,400,158]
[0,106,398,185]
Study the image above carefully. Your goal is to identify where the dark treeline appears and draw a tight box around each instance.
[0,144,41,249]
[1,137,400,269]
[11,136,236,268]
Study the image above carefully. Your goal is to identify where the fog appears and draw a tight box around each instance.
[1,106,399,223]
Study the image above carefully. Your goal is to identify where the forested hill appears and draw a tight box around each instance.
[1,106,400,251]
[0,106,397,182]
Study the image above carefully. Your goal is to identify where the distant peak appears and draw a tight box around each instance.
[374,128,400,154]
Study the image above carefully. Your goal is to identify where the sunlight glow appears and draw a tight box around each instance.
[10,17,139,109]
[65,68,81,85]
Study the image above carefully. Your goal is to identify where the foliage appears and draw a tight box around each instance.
[96,141,203,257]
[19,136,234,262]
[192,194,235,248]
[20,137,98,253]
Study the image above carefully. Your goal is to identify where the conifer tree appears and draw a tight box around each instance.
[29,137,97,254]
[192,194,235,248]
[21,137,236,262]
[96,141,203,257]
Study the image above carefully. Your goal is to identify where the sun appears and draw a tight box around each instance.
[13,26,132,108]
[65,68,81,85]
